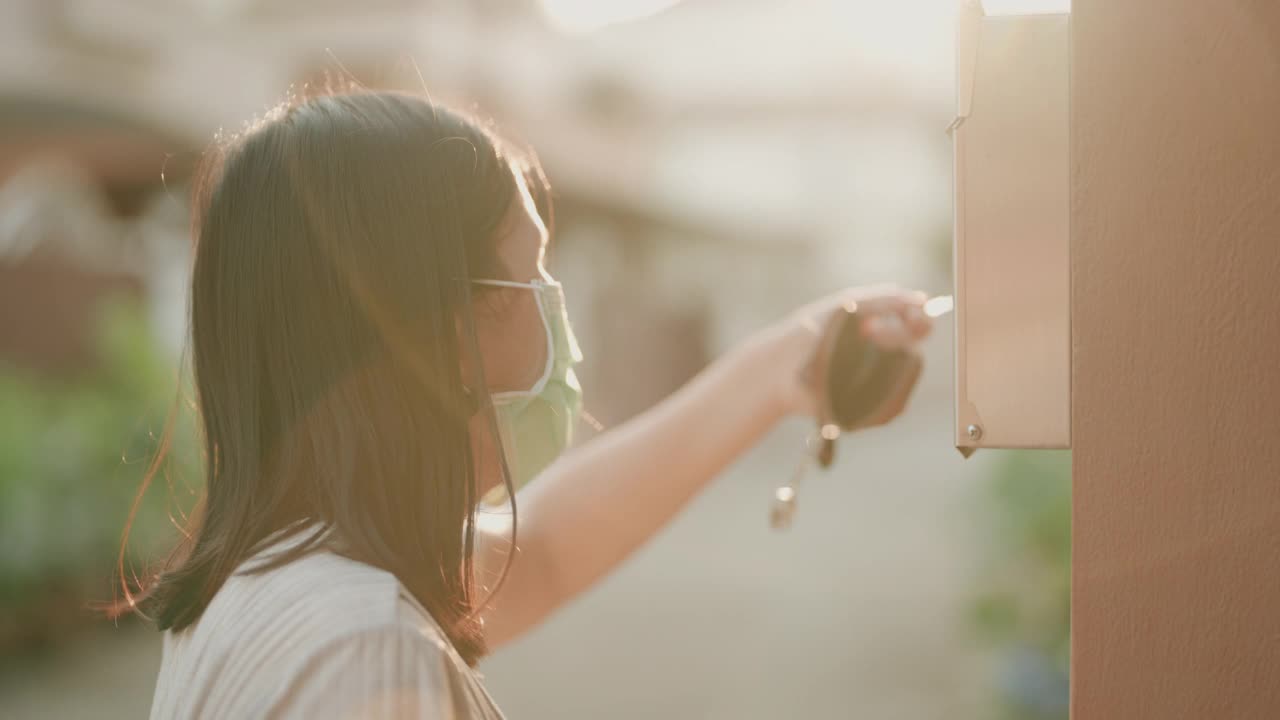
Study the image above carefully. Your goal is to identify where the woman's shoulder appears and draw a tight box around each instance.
[202,531,447,649]
[152,532,473,719]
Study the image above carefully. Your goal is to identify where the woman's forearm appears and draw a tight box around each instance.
[480,326,794,647]
[477,286,931,650]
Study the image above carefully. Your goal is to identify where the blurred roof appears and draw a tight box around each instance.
[0,93,198,216]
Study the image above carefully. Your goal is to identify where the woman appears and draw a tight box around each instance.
[126,90,932,718]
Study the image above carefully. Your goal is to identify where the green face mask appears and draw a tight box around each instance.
[472,278,583,498]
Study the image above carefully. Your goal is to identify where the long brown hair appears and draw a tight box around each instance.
[114,90,542,663]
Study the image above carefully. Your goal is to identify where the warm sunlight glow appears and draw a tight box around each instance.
[540,0,685,33]
[981,0,1071,15]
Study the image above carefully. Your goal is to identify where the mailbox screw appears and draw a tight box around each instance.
[967,424,983,441]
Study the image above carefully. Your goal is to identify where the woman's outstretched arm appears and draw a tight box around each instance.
[477,286,931,650]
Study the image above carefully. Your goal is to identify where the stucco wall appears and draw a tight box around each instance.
[1071,1,1280,717]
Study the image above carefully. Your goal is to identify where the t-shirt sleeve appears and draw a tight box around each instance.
[269,626,464,719]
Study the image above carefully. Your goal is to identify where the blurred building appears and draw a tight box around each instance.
[0,0,955,412]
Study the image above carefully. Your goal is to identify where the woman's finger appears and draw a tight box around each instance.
[901,304,934,339]
[861,311,914,349]
[847,288,925,315]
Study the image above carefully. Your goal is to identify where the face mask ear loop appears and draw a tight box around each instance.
[473,279,557,400]
[457,276,518,623]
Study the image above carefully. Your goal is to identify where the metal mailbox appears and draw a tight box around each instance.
[951,0,1071,454]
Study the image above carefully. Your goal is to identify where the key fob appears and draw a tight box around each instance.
[812,306,923,466]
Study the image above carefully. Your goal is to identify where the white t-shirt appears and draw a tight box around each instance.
[149,532,504,719]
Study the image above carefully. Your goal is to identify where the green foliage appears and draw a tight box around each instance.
[972,450,1071,719]
[0,297,197,645]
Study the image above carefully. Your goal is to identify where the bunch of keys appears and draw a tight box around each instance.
[770,295,952,530]
[769,424,840,529]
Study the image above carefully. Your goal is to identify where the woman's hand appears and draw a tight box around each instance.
[764,284,934,420]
